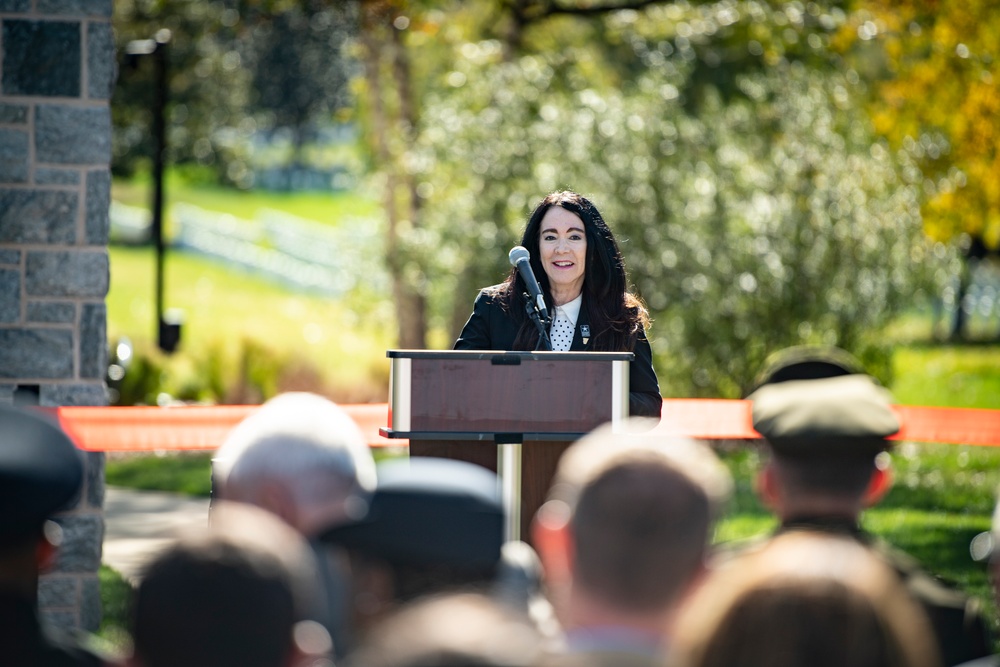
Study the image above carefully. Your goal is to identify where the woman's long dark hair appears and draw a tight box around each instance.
[493,191,650,351]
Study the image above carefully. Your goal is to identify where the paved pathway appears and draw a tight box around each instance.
[103,486,211,582]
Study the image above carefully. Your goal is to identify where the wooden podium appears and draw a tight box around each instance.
[379,350,632,541]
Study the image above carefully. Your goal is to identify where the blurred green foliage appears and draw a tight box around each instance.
[112,338,293,406]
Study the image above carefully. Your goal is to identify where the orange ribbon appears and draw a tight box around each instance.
[46,400,1000,453]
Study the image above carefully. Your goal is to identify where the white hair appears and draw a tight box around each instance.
[214,393,376,513]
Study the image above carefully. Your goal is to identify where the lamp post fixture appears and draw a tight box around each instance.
[126,29,182,354]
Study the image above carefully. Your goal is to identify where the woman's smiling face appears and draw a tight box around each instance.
[538,206,587,302]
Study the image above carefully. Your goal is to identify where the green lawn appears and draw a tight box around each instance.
[108,245,393,404]
[108,175,399,404]
[105,452,215,497]
[892,345,1000,409]
[96,565,133,657]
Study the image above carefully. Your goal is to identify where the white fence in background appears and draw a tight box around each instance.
[109,201,153,244]
[110,201,387,298]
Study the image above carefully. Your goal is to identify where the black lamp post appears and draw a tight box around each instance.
[126,29,182,354]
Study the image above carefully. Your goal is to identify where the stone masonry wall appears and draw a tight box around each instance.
[0,0,114,632]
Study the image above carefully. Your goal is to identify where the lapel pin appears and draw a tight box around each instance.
[580,324,590,346]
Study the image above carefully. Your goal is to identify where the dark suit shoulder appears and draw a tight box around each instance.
[473,284,510,310]
[455,285,518,351]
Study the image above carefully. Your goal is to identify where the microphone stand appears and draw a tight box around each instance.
[524,292,552,351]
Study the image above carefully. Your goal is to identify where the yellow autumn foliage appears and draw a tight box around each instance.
[850,0,1000,250]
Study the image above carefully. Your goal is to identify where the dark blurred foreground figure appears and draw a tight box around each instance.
[744,346,992,666]
[532,420,732,665]
[346,593,546,667]
[673,531,941,667]
[0,404,105,667]
[454,190,661,418]
[128,502,332,667]
[320,457,556,643]
[318,458,502,635]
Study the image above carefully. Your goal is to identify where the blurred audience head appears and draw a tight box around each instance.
[533,419,732,635]
[748,348,899,520]
[320,457,504,636]
[129,502,331,667]
[213,392,376,536]
[345,592,545,667]
[672,531,940,667]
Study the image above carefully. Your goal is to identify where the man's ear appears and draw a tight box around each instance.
[35,540,59,572]
[36,533,59,573]
[531,500,574,583]
[863,464,893,508]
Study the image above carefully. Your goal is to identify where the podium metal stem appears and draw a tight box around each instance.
[497,442,523,542]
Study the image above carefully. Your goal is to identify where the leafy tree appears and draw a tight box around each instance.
[845,0,1000,251]
[112,0,356,186]
[112,0,250,182]
[241,2,357,171]
[411,1,939,395]
[837,1,1000,339]
[355,0,431,349]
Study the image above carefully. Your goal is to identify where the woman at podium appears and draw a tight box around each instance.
[454,191,662,418]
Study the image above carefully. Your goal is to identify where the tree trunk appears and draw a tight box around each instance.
[359,0,427,349]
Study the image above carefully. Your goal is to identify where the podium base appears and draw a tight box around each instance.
[408,439,573,543]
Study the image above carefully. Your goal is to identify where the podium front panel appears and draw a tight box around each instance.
[387,351,631,436]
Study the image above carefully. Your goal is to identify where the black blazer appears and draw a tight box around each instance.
[454,289,662,418]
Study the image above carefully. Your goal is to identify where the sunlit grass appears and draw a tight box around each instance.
[97,564,133,660]
[893,345,1000,409]
[108,174,398,402]
[105,452,215,497]
[108,245,394,403]
[714,514,777,544]
[863,509,992,602]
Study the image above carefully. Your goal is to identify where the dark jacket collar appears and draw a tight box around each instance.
[778,515,865,538]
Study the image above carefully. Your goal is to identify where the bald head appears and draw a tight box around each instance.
[214,393,376,535]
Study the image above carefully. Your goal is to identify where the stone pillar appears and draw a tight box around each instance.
[0,0,115,632]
